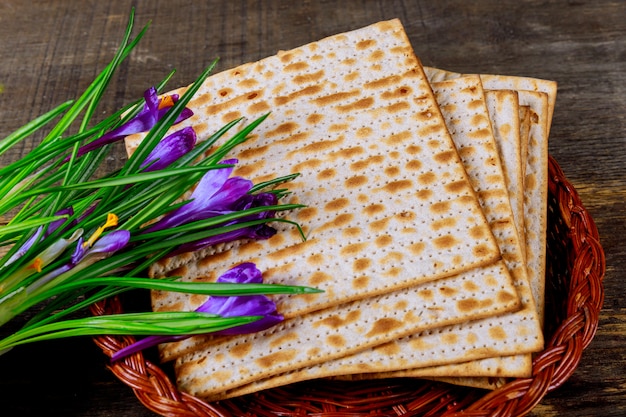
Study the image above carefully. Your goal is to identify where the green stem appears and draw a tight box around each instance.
[0,312,261,353]
[48,277,322,298]
[0,100,73,157]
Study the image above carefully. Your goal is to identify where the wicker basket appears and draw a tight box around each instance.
[91,156,606,417]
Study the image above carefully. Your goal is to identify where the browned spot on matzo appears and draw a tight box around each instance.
[284,61,309,72]
[255,350,298,369]
[312,90,361,106]
[433,235,459,249]
[293,69,325,84]
[324,197,350,211]
[366,317,403,338]
[335,97,375,112]
[274,85,323,105]
[381,179,413,193]
[316,310,362,329]
[356,39,376,49]
[418,172,437,185]
[309,271,332,285]
[230,342,253,359]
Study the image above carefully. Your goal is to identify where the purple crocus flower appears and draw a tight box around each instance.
[139,126,197,172]
[145,159,253,232]
[4,207,75,267]
[71,87,194,159]
[47,207,76,236]
[195,262,283,335]
[71,229,131,266]
[168,192,278,256]
[110,262,283,362]
[31,229,131,291]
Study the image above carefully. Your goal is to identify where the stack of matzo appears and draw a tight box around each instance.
[125,18,556,399]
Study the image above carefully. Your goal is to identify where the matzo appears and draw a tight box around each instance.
[374,354,532,379]
[403,89,535,382]
[201,75,544,399]
[387,81,552,386]
[519,105,532,182]
[175,260,518,399]
[424,66,557,130]
[517,90,550,322]
[125,20,520,362]
[402,89,551,387]
[372,88,536,383]
[423,66,554,320]
[485,89,525,260]
[478,74,556,137]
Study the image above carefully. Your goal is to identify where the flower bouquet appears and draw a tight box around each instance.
[0,10,318,360]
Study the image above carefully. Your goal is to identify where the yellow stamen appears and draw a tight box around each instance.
[157,95,175,110]
[83,213,118,249]
[29,258,43,273]
[104,213,119,228]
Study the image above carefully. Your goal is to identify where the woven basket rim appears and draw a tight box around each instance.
[90,155,606,417]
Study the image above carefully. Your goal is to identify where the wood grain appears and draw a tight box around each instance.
[0,1,624,416]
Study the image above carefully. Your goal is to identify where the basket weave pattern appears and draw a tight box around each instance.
[91,156,605,417]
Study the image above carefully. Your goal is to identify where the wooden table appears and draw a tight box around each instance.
[0,1,624,416]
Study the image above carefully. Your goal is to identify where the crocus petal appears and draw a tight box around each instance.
[70,237,87,265]
[146,161,253,232]
[143,86,160,116]
[198,262,283,335]
[166,192,279,256]
[192,161,238,202]
[71,230,130,268]
[46,207,75,237]
[188,159,240,208]
[157,106,194,125]
[145,165,234,232]
[140,127,197,172]
[30,264,73,292]
[3,228,43,267]
[71,87,193,159]
[3,207,75,268]
[76,202,98,224]
[33,229,84,269]
[198,291,278,317]
[94,87,161,143]
[28,230,129,295]
[233,192,278,211]
[85,230,131,256]
[204,177,254,212]
[214,262,262,284]
[111,334,180,362]
[214,313,283,336]
[15,229,84,294]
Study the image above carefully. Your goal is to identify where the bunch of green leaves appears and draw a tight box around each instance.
[0,10,317,355]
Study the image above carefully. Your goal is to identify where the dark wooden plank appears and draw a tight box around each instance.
[0,1,624,416]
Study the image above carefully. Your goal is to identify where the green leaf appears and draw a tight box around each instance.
[0,215,66,238]
[16,166,218,200]
[22,286,100,329]
[46,276,323,297]
[0,100,73,157]
[40,9,147,146]
[134,203,304,240]
[249,173,301,194]
[201,114,270,167]
[0,312,261,351]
